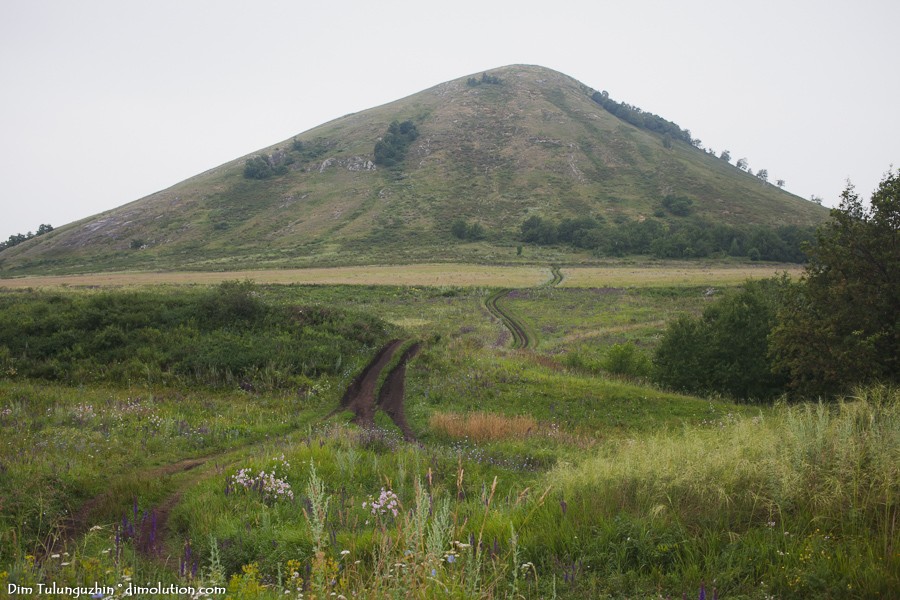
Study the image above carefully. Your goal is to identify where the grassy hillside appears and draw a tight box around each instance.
[0,65,827,275]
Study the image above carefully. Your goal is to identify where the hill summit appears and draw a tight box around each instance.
[1,65,826,274]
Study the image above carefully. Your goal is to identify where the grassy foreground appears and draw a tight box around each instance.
[1,282,897,598]
[1,384,895,598]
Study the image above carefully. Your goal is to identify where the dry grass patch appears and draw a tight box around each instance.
[430,411,538,442]
[0,264,549,289]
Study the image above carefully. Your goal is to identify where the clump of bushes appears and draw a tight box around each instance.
[450,219,486,241]
[0,281,395,389]
[467,72,503,86]
[243,154,289,180]
[373,120,419,167]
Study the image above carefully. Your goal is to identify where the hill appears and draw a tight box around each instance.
[0,65,827,275]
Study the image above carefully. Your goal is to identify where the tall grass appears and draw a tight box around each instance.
[527,386,899,597]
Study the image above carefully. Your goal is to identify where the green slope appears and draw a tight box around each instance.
[0,65,827,275]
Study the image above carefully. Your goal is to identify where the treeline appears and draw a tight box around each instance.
[0,224,53,252]
[0,280,395,390]
[521,215,814,262]
[588,88,797,191]
[374,120,419,167]
[590,90,692,144]
[653,170,900,400]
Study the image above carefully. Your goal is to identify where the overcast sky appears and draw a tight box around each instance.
[1,0,897,241]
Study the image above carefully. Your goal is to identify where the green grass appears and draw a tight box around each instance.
[1,282,895,598]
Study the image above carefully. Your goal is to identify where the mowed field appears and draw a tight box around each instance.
[0,262,801,289]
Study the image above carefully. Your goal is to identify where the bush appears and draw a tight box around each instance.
[243,155,274,180]
[373,120,419,167]
[653,278,787,400]
[0,285,395,388]
[661,194,694,216]
[450,219,486,241]
[601,342,651,378]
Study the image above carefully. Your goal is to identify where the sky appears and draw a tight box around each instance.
[1,0,898,241]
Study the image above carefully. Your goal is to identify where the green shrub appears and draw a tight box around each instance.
[661,194,694,216]
[653,278,787,400]
[373,120,419,167]
[0,284,394,388]
[601,342,651,377]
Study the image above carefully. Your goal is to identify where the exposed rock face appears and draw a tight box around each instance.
[318,156,376,173]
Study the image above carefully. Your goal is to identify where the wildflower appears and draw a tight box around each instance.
[340,550,350,556]
[446,554,456,564]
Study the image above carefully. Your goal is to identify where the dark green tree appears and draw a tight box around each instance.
[374,120,419,167]
[654,279,788,400]
[770,171,900,396]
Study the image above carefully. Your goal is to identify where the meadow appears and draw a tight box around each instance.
[0,276,896,599]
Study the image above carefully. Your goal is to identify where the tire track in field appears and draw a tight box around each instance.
[376,342,422,442]
[548,265,564,286]
[485,265,563,349]
[485,289,531,349]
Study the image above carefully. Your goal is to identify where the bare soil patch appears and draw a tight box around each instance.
[376,343,422,441]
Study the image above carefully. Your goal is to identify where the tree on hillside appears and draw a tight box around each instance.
[374,120,419,167]
[720,150,731,163]
[736,157,748,171]
[770,170,900,396]
[757,169,769,182]
[776,179,785,188]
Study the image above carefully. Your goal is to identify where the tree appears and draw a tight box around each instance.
[776,179,785,188]
[770,170,900,396]
[810,195,823,205]
[374,120,419,167]
[653,279,787,400]
[736,157,748,171]
[756,169,769,182]
[720,149,731,163]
